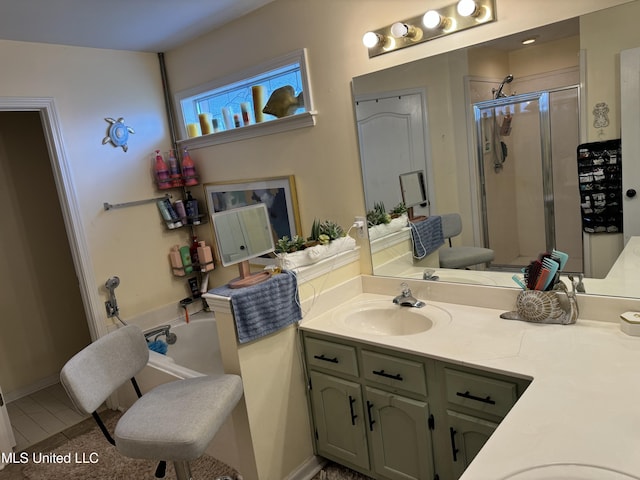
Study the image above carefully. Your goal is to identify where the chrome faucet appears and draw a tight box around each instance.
[393,282,425,308]
[144,325,177,345]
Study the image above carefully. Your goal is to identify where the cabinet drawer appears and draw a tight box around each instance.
[305,337,358,377]
[362,350,427,396]
[444,368,517,418]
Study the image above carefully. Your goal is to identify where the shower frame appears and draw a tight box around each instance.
[473,90,562,267]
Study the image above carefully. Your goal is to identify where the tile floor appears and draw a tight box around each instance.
[6,383,88,452]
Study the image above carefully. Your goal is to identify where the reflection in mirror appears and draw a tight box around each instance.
[212,203,275,288]
[353,2,640,299]
[400,170,428,222]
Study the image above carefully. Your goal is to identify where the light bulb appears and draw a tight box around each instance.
[457,0,478,17]
[391,22,409,38]
[423,10,450,30]
[362,31,381,48]
[423,11,441,29]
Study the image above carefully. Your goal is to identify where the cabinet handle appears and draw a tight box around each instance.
[456,390,496,405]
[313,354,338,364]
[366,401,376,431]
[372,369,403,381]
[449,427,459,462]
[348,395,358,426]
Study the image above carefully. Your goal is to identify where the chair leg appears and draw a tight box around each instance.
[173,460,192,480]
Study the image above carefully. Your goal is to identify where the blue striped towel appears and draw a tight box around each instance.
[411,216,444,258]
[209,271,301,344]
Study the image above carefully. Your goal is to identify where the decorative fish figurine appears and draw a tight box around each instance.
[262,85,304,118]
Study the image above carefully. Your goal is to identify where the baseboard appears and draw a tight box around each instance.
[4,373,60,403]
[285,455,326,480]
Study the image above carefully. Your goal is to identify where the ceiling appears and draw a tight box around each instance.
[0,0,276,52]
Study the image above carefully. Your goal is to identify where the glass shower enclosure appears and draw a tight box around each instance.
[473,87,582,272]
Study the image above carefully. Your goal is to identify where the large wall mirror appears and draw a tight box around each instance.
[353,1,640,299]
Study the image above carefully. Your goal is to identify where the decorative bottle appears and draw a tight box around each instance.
[154,150,172,189]
[181,148,199,186]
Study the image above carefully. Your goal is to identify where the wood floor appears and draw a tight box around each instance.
[6,383,88,452]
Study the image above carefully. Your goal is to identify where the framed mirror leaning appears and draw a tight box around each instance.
[352,1,640,299]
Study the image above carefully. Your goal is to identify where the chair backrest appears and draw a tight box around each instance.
[440,213,463,240]
[60,325,149,414]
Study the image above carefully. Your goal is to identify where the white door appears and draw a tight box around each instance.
[621,46,640,243]
[355,90,433,218]
[0,385,16,470]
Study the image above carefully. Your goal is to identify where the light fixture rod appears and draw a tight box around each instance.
[364,0,496,58]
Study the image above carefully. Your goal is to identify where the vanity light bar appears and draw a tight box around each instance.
[363,0,496,58]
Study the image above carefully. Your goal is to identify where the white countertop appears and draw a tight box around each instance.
[299,292,640,480]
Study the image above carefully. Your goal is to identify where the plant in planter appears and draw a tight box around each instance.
[275,218,354,269]
[367,202,392,227]
[390,202,407,218]
[275,235,306,254]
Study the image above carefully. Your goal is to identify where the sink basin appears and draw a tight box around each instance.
[500,464,638,480]
[333,301,451,336]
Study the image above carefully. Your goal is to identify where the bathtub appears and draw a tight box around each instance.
[126,311,241,474]
[146,311,225,379]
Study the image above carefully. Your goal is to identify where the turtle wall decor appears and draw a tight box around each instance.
[102,117,135,152]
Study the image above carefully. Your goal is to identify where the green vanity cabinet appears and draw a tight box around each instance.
[308,371,370,471]
[301,331,530,480]
[438,366,530,479]
[365,386,434,480]
[445,410,499,479]
[303,333,437,479]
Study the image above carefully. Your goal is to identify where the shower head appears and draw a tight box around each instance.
[494,74,514,99]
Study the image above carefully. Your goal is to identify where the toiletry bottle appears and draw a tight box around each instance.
[189,235,200,267]
[197,241,214,272]
[167,149,183,187]
[169,245,185,276]
[173,200,188,225]
[157,200,176,229]
[181,148,199,186]
[154,150,171,189]
[185,191,200,225]
[179,245,193,274]
[162,198,182,228]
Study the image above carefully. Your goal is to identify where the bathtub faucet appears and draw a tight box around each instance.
[144,325,177,345]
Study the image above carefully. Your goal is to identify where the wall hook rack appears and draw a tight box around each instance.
[104,193,172,211]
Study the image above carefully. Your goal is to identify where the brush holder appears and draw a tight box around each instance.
[500,286,578,325]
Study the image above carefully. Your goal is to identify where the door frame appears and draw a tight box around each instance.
[472,91,554,259]
[354,88,437,215]
[0,97,105,342]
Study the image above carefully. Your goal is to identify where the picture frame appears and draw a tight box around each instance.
[204,176,302,263]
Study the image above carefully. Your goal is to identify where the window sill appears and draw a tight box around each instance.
[177,111,317,150]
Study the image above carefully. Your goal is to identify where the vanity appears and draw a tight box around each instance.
[298,275,640,480]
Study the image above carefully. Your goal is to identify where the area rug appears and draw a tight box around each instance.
[1,410,238,480]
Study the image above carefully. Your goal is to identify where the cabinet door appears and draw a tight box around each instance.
[365,387,434,480]
[309,371,369,471]
[447,410,498,480]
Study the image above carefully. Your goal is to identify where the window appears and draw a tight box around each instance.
[175,49,315,147]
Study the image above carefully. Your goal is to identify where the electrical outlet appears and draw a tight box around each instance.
[354,216,366,238]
